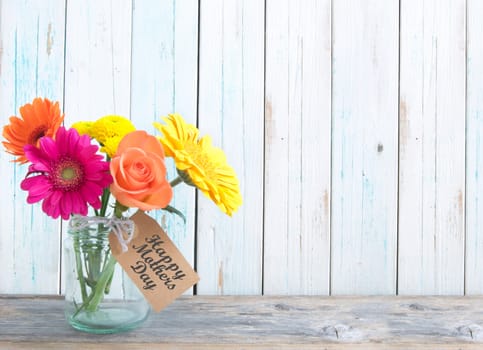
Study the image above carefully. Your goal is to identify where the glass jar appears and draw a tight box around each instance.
[64,215,150,334]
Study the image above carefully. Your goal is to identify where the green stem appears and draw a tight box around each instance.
[72,288,95,318]
[73,235,88,303]
[170,176,183,187]
[104,267,115,294]
[85,254,117,312]
[101,203,126,297]
[100,188,111,217]
[74,202,128,315]
[86,249,101,287]
[114,201,129,218]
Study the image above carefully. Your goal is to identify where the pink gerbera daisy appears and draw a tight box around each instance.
[20,127,113,220]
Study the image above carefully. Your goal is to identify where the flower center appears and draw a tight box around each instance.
[62,167,76,180]
[52,158,85,191]
[184,142,216,179]
[28,126,48,145]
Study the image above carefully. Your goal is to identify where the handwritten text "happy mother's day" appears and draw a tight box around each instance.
[130,234,187,291]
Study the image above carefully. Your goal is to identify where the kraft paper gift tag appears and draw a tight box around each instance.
[109,210,199,312]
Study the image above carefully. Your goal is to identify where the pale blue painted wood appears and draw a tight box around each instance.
[0,0,66,294]
[63,0,132,119]
[263,0,331,295]
[398,0,466,295]
[196,0,264,295]
[61,0,133,297]
[130,0,198,291]
[466,0,483,295]
[331,0,399,294]
[0,0,482,297]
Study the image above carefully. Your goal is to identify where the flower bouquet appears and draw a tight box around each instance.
[2,97,242,333]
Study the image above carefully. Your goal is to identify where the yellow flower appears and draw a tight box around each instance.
[71,121,93,136]
[154,113,242,216]
[73,115,136,158]
[90,115,135,144]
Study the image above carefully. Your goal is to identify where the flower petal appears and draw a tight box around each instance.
[19,126,112,219]
[154,114,242,215]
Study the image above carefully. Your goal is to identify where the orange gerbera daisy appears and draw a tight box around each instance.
[2,98,64,164]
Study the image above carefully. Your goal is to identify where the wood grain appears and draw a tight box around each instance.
[62,0,133,297]
[196,0,265,295]
[0,0,66,294]
[331,0,399,294]
[398,0,466,295]
[466,0,483,295]
[264,0,331,295]
[130,0,199,293]
[0,295,482,349]
[64,0,132,118]
[1,0,483,298]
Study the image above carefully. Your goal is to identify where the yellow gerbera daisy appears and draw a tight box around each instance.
[154,113,242,216]
[72,115,135,158]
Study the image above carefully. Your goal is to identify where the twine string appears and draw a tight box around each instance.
[69,215,134,253]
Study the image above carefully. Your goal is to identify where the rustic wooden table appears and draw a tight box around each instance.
[1,295,482,349]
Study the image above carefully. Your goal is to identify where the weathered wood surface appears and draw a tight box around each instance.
[264,0,331,296]
[331,0,399,295]
[130,0,199,295]
[398,0,466,295]
[1,296,482,349]
[196,0,264,295]
[0,0,65,295]
[466,0,483,295]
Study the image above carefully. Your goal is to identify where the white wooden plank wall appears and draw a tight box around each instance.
[331,0,399,294]
[130,0,198,294]
[398,0,466,295]
[197,0,264,295]
[61,0,133,297]
[0,0,65,294]
[264,0,331,295]
[466,0,483,294]
[0,0,482,296]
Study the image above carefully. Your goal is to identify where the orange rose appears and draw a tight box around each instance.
[110,130,173,210]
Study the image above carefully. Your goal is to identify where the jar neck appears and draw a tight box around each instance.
[68,215,135,252]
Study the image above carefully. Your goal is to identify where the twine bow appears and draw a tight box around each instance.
[69,215,135,253]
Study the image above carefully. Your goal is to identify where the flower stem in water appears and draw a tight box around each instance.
[85,254,117,312]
